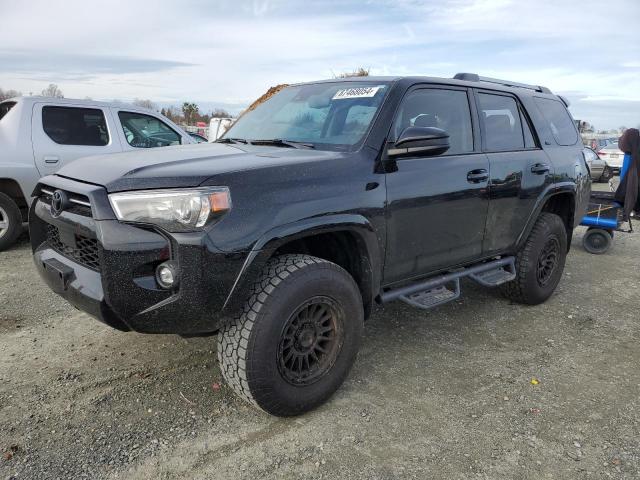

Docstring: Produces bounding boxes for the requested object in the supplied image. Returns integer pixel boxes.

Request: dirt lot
[1,206,639,479]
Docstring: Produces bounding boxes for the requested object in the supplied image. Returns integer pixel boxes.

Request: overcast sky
[1,0,638,130]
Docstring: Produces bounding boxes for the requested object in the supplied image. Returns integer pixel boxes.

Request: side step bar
[380,257,516,310]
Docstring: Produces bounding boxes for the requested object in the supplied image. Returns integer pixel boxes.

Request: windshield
[224,82,390,150]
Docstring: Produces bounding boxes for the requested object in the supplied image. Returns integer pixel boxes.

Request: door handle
[43,155,60,164]
[467,169,489,183]
[531,163,550,175]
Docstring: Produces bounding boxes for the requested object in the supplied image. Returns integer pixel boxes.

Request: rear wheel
[218,254,364,416]
[0,193,23,252]
[582,228,613,254]
[501,213,567,305]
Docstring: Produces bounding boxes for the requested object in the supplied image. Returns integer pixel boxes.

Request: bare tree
[0,88,22,101]
[41,84,64,98]
[335,67,370,78]
[211,108,231,118]
[133,98,157,111]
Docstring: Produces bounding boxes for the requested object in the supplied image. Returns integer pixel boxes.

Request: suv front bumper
[29,177,248,334]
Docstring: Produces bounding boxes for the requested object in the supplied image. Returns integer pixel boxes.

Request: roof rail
[453,73,552,94]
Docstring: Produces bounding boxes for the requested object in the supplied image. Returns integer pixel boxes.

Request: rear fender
[516,183,577,251]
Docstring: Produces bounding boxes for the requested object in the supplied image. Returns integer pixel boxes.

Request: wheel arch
[517,186,577,253]
[0,178,28,221]
[221,214,382,319]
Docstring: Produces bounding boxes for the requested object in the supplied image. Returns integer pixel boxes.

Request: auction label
[332,86,383,100]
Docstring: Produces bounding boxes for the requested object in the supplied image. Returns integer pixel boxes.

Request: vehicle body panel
[597,144,625,169]
[0,96,195,224]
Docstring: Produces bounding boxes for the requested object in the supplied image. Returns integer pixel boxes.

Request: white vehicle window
[118,111,181,148]
[42,106,109,146]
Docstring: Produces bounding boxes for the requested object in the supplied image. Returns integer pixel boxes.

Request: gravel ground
[1,191,639,479]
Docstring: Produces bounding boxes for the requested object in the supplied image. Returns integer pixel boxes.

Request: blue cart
[580,191,633,254]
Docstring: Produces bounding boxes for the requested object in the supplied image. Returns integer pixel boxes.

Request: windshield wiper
[250,139,315,149]
[216,137,248,144]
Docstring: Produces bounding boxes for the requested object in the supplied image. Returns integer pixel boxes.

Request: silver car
[0,96,195,250]
[583,147,614,183]
[596,143,625,172]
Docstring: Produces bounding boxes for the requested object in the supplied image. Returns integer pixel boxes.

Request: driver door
[113,109,186,149]
[383,86,490,284]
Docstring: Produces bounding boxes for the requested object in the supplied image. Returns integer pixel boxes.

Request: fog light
[156,261,179,289]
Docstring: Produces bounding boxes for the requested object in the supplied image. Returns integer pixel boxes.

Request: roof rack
[453,73,552,94]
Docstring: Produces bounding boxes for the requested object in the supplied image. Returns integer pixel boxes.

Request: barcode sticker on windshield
[332,86,382,100]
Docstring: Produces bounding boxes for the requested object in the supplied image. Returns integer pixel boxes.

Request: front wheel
[218,254,364,416]
[501,213,568,305]
[0,192,23,252]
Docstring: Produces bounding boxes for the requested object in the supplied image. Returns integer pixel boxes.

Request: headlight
[108,187,231,232]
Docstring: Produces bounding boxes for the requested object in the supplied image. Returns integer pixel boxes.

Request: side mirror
[387,127,450,158]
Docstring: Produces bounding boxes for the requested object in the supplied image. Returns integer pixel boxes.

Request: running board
[380,257,516,311]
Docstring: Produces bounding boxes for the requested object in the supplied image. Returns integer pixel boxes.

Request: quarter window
[394,89,474,155]
[534,97,578,146]
[118,111,181,148]
[478,94,525,152]
[42,106,109,146]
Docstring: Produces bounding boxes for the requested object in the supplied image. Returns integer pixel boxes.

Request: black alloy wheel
[278,297,344,386]
[536,237,560,287]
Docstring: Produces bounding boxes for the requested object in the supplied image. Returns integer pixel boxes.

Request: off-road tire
[218,254,364,416]
[0,192,22,252]
[500,212,567,305]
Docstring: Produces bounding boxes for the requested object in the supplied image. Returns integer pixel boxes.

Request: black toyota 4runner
[30,74,590,416]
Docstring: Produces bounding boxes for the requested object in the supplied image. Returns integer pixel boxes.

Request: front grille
[39,188,92,217]
[46,224,101,271]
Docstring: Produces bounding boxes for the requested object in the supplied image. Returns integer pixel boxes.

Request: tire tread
[217,254,331,407]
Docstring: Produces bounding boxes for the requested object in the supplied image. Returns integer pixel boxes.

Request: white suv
[0,97,195,250]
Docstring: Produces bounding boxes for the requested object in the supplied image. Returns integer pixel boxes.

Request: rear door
[31,103,121,176]
[384,85,489,283]
[475,91,554,255]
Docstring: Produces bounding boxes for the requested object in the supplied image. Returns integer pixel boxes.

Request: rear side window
[0,102,16,122]
[118,111,181,148]
[534,97,578,146]
[42,106,109,146]
[478,93,525,152]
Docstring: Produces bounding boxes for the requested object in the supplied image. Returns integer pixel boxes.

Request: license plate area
[42,257,75,293]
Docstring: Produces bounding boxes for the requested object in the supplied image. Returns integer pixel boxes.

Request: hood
[55,143,343,192]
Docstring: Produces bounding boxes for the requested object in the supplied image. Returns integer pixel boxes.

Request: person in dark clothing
[614,128,640,219]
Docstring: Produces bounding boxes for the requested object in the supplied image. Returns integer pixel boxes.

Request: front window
[223,82,390,150]
[118,111,181,148]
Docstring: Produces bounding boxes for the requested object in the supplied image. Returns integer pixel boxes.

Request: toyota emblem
[51,190,68,217]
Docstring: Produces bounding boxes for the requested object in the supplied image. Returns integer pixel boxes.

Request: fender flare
[221,213,382,316]
[515,182,577,251]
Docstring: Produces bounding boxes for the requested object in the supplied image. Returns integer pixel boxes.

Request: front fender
[220,213,382,315]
